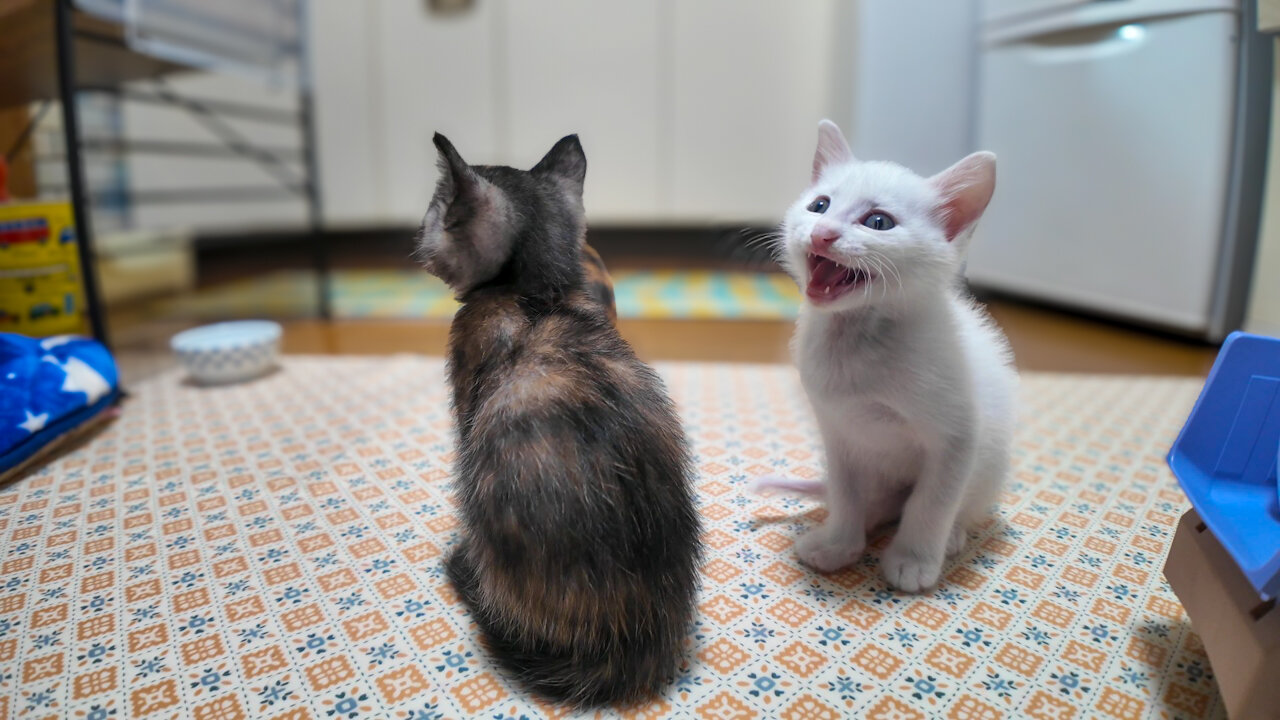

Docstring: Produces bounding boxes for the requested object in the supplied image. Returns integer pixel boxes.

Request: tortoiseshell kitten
[417,132,700,707]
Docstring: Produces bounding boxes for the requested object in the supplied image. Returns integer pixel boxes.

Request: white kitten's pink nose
[810,224,841,247]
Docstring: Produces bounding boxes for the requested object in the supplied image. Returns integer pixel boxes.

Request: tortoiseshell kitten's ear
[416,133,518,293]
[580,243,616,324]
[536,135,613,321]
[532,134,587,198]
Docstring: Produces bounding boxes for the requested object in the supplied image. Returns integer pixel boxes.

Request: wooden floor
[258,299,1217,376]
[982,301,1217,375]
[109,258,1219,377]
[105,241,1219,376]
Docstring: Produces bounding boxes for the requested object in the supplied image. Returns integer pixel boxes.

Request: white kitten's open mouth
[806,252,874,304]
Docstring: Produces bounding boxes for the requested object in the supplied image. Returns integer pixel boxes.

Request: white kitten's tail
[750,475,826,496]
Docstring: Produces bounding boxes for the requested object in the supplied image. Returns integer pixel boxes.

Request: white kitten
[759,120,1017,592]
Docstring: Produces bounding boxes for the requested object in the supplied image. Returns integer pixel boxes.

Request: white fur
[766,120,1018,592]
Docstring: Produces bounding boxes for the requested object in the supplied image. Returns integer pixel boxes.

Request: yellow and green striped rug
[163,269,802,321]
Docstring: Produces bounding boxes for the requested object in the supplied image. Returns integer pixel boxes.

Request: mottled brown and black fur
[418,132,701,707]
[579,243,616,324]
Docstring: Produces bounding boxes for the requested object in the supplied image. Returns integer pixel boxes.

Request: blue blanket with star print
[1,333,119,474]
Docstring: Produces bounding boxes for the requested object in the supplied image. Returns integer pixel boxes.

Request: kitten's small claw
[946,524,969,558]
[795,527,864,573]
[881,545,943,593]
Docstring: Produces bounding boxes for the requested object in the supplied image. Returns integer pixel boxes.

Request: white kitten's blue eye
[807,196,830,214]
[861,212,895,231]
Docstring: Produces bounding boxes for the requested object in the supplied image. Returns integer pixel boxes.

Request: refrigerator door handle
[1012,22,1151,64]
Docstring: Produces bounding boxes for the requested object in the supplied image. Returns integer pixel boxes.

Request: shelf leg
[55,0,110,346]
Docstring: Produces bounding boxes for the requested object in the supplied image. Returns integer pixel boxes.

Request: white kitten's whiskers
[867,250,903,297]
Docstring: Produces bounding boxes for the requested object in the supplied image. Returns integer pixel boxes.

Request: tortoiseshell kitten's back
[417,133,701,708]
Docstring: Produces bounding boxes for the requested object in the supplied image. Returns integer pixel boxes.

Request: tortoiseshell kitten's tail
[418,132,700,708]
[445,543,683,706]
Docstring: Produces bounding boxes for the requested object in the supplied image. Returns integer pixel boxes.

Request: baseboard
[192,224,784,284]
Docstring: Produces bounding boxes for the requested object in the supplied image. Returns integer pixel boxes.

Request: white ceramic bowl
[171,320,282,385]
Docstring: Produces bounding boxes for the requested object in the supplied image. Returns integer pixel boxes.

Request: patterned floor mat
[161,270,803,322]
[0,358,1221,718]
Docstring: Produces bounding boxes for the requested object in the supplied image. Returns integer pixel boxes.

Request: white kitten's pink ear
[813,119,854,182]
[929,151,996,243]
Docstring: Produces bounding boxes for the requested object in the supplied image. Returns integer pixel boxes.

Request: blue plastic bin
[1167,331,1280,601]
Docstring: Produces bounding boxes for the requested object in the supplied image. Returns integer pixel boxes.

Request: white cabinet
[501,1,663,223]
[310,0,382,225]
[666,0,841,224]
[311,0,500,226]
[311,0,844,226]
[374,0,500,224]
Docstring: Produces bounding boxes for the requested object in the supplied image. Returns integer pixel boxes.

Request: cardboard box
[0,200,86,336]
[1164,510,1280,719]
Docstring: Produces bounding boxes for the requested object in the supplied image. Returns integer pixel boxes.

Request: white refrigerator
[967,0,1272,339]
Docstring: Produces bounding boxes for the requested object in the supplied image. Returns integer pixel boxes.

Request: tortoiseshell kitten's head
[417,133,589,302]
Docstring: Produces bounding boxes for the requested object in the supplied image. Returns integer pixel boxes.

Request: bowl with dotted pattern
[171,320,282,385]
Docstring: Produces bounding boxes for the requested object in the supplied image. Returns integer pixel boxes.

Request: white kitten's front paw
[946,523,969,558]
[881,545,944,593]
[795,527,864,573]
